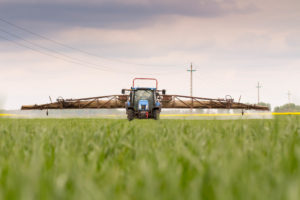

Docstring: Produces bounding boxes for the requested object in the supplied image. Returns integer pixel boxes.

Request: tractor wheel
[127,109,134,121]
[153,109,160,120]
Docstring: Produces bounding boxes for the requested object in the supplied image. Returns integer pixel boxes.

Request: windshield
[135,90,152,100]
[133,90,154,110]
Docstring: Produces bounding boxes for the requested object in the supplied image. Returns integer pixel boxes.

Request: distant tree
[274,103,300,112]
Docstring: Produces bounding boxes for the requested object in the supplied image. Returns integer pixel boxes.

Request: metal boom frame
[21,94,269,111]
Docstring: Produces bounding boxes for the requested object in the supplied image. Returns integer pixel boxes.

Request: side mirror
[121,89,125,94]
[162,89,166,95]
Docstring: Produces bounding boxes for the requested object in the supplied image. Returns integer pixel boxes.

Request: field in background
[0,109,274,120]
[1,117,300,200]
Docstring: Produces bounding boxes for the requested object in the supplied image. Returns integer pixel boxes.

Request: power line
[0,28,113,71]
[0,28,109,69]
[0,34,112,72]
[0,29,183,76]
[0,17,181,68]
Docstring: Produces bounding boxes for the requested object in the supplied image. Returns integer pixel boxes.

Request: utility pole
[187,63,196,97]
[256,82,262,104]
[287,91,291,104]
[287,91,291,112]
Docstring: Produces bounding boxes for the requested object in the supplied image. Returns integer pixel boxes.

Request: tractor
[122,78,165,120]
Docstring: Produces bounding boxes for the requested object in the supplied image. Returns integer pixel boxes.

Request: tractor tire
[153,109,160,120]
[127,109,134,121]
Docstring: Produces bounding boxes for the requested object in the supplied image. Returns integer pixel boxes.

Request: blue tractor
[122,78,166,120]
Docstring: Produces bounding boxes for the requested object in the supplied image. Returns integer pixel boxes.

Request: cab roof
[131,87,157,90]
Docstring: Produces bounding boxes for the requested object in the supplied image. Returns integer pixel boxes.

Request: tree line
[259,102,300,112]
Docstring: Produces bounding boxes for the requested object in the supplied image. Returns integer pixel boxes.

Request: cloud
[1,0,300,109]
[0,0,256,30]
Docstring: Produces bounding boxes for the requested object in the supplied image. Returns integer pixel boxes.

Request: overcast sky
[0,0,300,109]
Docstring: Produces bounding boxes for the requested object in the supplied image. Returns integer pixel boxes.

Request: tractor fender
[125,101,133,112]
[154,102,162,112]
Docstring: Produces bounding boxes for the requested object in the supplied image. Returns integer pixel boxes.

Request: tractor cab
[122,78,165,120]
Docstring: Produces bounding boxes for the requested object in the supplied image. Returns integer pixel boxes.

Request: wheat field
[0,117,300,200]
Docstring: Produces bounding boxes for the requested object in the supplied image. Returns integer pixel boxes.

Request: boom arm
[21,94,269,111]
[160,95,269,110]
[21,95,128,110]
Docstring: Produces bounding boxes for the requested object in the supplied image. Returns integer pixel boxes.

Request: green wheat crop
[0,117,300,200]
